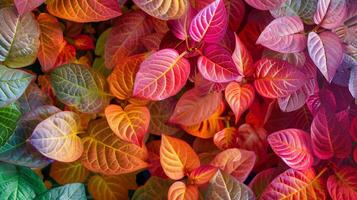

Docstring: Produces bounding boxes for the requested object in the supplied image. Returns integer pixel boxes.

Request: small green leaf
[0,103,21,147]
[93,57,111,77]
[95,28,111,57]
[35,183,86,200]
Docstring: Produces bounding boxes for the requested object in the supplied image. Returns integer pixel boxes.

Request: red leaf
[73,35,95,51]
[225,0,245,31]
[188,165,218,185]
[327,167,357,200]
[314,0,347,29]
[244,0,285,10]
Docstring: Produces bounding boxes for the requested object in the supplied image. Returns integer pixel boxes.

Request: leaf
[105,104,150,146]
[189,0,228,43]
[81,119,148,175]
[16,83,51,113]
[244,0,285,10]
[88,174,137,200]
[148,98,179,135]
[206,170,255,200]
[349,63,357,98]
[327,167,357,200]
[160,135,200,180]
[132,177,173,200]
[310,108,352,159]
[133,0,188,20]
[307,31,343,82]
[268,128,314,170]
[248,168,282,199]
[14,0,44,15]
[0,163,47,200]
[35,183,86,200]
[188,165,218,185]
[51,63,110,113]
[210,148,256,182]
[225,82,255,123]
[95,28,111,57]
[133,49,190,100]
[170,88,222,126]
[257,16,307,53]
[0,104,21,147]
[46,0,121,22]
[314,0,347,29]
[104,11,151,69]
[232,33,254,77]
[225,0,246,31]
[254,58,307,98]
[168,181,199,200]
[49,161,89,185]
[197,44,240,83]
[108,54,146,100]
[29,111,83,162]
[260,168,326,200]
[0,7,40,68]
[169,5,197,40]
[213,127,239,150]
[270,0,301,19]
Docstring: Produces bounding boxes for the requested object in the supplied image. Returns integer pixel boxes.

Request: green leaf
[93,57,112,77]
[132,177,173,200]
[35,183,86,200]
[95,28,111,57]
[50,63,110,113]
[0,163,47,200]
[0,65,34,108]
[298,0,317,24]
[0,103,21,147]
[0,7,40,68]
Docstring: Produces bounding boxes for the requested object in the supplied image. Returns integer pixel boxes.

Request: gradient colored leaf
[105,104,150,146]
[133,0,188,20]
[51,64,110,113]
[160,135,200,180]
[16,83,51,113]
[35,183,86,200]
[168,181,199,200]
[225,82,255,122]
[49,161,89,185]
[14,0,44,15]
[257,16,307,53]
[213,127,239,150]
[133,49,190,100]
[188,165,218,185]
[0,104,21,147]
[210,148,256,182]
[244,0,285,10]
[206,170,255,200]
[270,0,301,19]
[307,31,343,82]
[268,128,314,170]
[314,0,347,29]
[232,33,254,77]
[29,111,83,162]
[189,0,228,43]
[327,167,357,200]
[132,177,173,200]
[95,28,110,57]
[197,44,240,83]
[169,5,197,40]
[81,119,148,175]
[147,140,167,178]
[47,0,121,23]
[248,168,282,199]
[254,58,307,98]
[0,7,40,68]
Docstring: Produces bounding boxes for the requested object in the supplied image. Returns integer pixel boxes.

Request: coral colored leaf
[244,0,285,10]
[160,135,200,180]
[327,167,357,200]
[213,127,239,150]
[132,177,173,200]
[189,0,228,43]
[169,88,222,126]
[225,82,255,122]
[307,31,343,82]
[260,168,326,200]
[254,58,307,98]
[210,148,256,182]
[49,161,89,185]
[313,0,347,29]
[168,181,199,200]
[104,11,151,69]
[51,64,110,113]
[53,41,76,67]
[188,165,218,185]
[248,168,281,199]
[0,65,34,108]
[73,34,95,51]
[105,104,150,147]
[268,128,314,170]
[88,173,137,200]
[81,119,148,175]
[232,33,254,77]
[29,111,83,162]
[46,0,121,23]
[206,170,255,200]
[35,183,86,200]
[256,16,307,53]
[310,108,352,159]
[133,0,188,20]
[14,0,44,15]
[0,104,21,147]
[107,54,146,100]
[0,7,40,68]
[133,49,190,100]
[197,44,240,83]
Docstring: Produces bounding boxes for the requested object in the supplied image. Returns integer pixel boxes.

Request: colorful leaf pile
[0,0,356,199]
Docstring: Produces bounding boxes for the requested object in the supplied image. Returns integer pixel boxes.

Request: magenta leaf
[244,0,285,10]
[314,0,347,29]
[327,167,357,200]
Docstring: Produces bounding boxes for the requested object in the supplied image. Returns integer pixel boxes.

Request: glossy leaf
[35,183,86,200]
[314,0,347,29]
[327,167,357,200]
[244,0,285,10]
[160,135,200,180]
[133,0,188,20]
[0,104,21,147]
[232,33,254,77]
[188,165,218,185]
[168,181,199,200]
[49,161,90,185]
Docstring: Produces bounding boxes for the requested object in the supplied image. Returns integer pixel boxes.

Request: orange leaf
[213,127,239,150]
[188,165,218,186]
[105,104,150,146]
[168,181,199,200]
[49,161,89,185]
[160,135,200,180]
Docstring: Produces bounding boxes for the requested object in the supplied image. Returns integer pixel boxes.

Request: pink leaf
[254,58,307,98]
[197,44,240,83]
[133,49,190,100]
[256,16,306,53]
[232,33,254,77]
[15,0,44,15]
[314,0,347,29]
[349,65,357,98]
[307,31,343,82]
[244,0,285,10]
[189,0,228,43]
[268,129,314,170]
[327,167,357,200]
[169,5,197,40]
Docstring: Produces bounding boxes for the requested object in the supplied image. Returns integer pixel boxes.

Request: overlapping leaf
[0,104,21,147]
[132,177,173,200]
[14,0,44,15]
[148,98,179,135]
[232,33,254,77]
[168,181,199,200]
[133,0,188,20]
[314,0,347,29]
[327,167,357,200]
[213,127,239,149]
[244,0,285,10]
[49,161,89,185]
[188,165,218,185]
[35,183,86,200]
